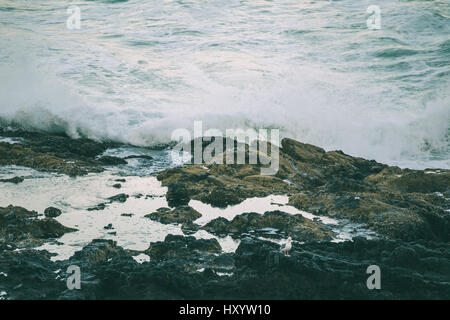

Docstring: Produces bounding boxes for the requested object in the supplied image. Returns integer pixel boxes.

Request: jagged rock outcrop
[157,137,449,241]
[201,210,334,241]
[2,237,449,300]
[0,130,120,176]
[0,206,77,248]
[145,206,201,225]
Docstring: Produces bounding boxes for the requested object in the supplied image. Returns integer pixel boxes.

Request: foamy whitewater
[0,0,449,168]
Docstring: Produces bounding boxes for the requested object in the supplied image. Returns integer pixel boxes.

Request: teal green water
[0,0,449,168]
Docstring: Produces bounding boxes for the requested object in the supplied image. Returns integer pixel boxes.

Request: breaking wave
[0,0,449,169]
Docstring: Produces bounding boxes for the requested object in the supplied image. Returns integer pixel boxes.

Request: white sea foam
[0,0,448,169]
[0,137,23,144]
[132,254,150,264]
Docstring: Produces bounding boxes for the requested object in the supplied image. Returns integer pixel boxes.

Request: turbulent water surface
[0,0,449,168]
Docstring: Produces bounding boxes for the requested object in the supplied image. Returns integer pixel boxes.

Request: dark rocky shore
[157,138,449,242]
[0,130,122,176]
[0,129,449,299]
[1,234,449,299]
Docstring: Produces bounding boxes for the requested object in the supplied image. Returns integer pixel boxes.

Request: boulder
[44,207,62,218]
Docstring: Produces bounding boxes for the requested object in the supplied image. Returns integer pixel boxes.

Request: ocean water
[0,0,449,169]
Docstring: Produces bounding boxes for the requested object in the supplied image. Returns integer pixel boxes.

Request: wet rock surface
[87,194,130,211]
[0,249,66,300]
[123,155,154,161]
[165,182,191,207]
[97,156,127,166]
[158,137,449,242]
[202,210,334,242]
[0,129,120,176]
[44,207,62,218]
[0,206,77,249]
[145,206,202,225]
[108,193,129,204]
[0,176,24,184]
[1,131,449,300]
[145,234,222,261]
[1,236,449,300]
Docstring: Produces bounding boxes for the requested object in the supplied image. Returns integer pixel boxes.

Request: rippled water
[0,0,449,168]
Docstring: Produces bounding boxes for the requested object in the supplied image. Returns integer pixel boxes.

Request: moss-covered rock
[157,136,449,242]
[202,210,334,241]
[145,205,202,224]
[145,234,221,261]
[0,130,122,176]
[0,205,77,248]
